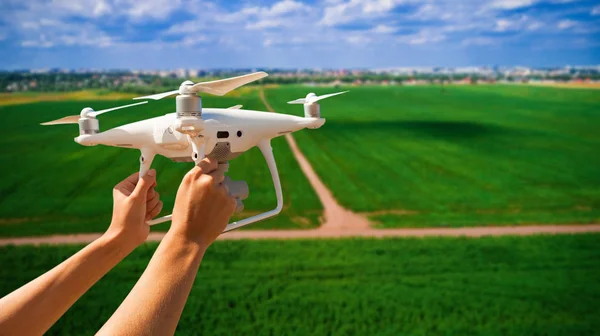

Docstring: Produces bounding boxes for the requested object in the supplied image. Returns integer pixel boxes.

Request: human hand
[170,158,236,248]
[106,169,163,247]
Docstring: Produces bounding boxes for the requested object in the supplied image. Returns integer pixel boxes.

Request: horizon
[1,0,599,70]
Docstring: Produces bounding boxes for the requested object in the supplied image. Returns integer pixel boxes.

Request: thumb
[133,169,156,198]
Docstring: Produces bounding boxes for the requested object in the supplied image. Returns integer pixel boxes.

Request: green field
[0,89,322,236]
[1,234,598,335]
[1,84,598,236]
[265,85,600,227]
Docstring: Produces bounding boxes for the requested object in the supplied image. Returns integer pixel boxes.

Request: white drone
[41,72,347,232]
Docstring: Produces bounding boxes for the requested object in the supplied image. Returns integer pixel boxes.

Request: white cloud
[21,30,113,48]
[411,3,453,20]
[557,19,577,29]
[262,36,311,47]
[181,35,208,47]
[124,0,183,20]
[269,0,311,16]
[93,1,112,17]
[345,34,371,45]
[398,30,445,45]
[218,0,310,23]
[493,15,538,32]
[494,19,513,31]
[591,5,600,15]
[320,0,408,26]
[213,0,310,31]
[489,0,535,10]
[527,21,543,30]
[371,24,397,33]
[21,38,55,48]
[164,21,205,35]
[363,0,397,14]
[16,19,115,48]
[246,20,283,30]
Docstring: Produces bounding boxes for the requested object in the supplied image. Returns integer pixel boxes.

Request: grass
[264,84,600,228]
[0,88,322,236]
[0,234,598,335]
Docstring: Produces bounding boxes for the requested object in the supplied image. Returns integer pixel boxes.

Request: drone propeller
[41,115,80,125]
[287,91,349,105]
[40,101,148,126]
[227,104,243,109]
[133,72,268,100]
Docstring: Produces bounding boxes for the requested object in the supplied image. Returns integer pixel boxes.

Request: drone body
[42,72,346,232]
[76,108,325,167]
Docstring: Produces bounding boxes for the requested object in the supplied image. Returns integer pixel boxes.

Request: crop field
[265,85,600,228]
[0,234,598,335]
[0,89,322,237]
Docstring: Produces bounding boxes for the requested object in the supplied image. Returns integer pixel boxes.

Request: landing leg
[139,148,155,177]
[223,139,283,232]
[189,136,205,166]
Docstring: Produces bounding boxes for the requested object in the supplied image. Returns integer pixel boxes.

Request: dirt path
[0,89,598,246]
[1,225,600,246]
[258,89,371,231]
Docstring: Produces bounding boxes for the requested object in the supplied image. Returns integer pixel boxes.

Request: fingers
[146,191,160,213]
[133,169,156,197]
[146,199,164,221]
[114,172,139,195]
[124,172,140,186]
[195,157,218,175]
[209,170,225,184]
[219,186,237,212]
[184,157,219,185]
[146,186,157,201]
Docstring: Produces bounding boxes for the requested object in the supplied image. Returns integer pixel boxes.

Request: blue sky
[0,0,598,69]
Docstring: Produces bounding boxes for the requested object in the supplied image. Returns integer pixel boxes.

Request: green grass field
[0,89,322,236]
[1,84,598,235]
[265,85,600,227]
[1,234,598,335]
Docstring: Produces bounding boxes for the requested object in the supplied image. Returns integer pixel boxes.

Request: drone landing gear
[189,136,205,166]
[223,139,283,232]
[146,139,283,232]
[139,148,155,177]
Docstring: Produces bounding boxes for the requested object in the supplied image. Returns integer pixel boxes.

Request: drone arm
[223,139,282,232]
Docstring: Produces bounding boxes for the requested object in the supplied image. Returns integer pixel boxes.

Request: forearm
[98,231,206,336]
[0,232,136,335]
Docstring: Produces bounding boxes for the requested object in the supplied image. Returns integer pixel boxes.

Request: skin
[0,169,163,335]
[98,157,236,336]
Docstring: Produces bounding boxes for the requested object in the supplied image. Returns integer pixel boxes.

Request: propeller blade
[40,115,80,125]
[227,104,243,109]
[88,101,148,117]
[287,98,307,104]
[309,91,349,103]
[190,72,268,96]
[288,91,349,104]
[133,89,179,101]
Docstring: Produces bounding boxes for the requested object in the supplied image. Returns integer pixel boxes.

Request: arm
[98,158,235,336]
[0,170,163,335]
